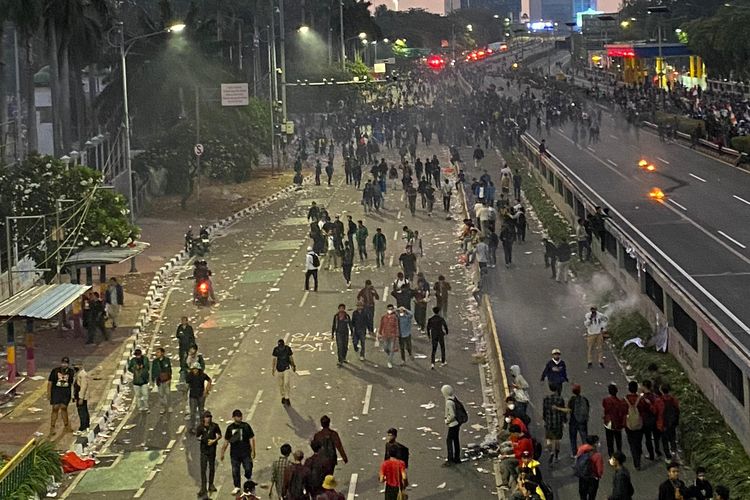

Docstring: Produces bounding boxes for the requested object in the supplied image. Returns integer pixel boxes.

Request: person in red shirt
[654,384,681,460]
[379,444,408,500]
[624,380,651,470]
[576,434,604,500]
[498,424,534,489]
[602,383,628,457]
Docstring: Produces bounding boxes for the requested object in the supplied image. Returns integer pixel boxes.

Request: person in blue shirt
[397,307,414,364]
[540,348,569,390]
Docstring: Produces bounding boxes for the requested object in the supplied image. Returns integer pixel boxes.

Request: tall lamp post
[647,5,670,110]
[115,21,185,273]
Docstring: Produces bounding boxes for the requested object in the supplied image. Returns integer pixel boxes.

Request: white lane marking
[382,286,389,301]
[657,157,671,165]
[609,134,619,140]
[607,159,618,167]
[362,385,373,415]
[299,291,309,307]
[397,210,402,219]
[284,332,291,343]
[134,487,146,498]
[734,195,750,206]
[689,173,707,183]
[668,199,687,211]
[248,390,263,420]
[523,133,750,336]
[586,146,596,152]
[557,128,565,134]
[393,230,398,241]
[389,255,394,267]
[718,231,747,249]
[347,473,359,500]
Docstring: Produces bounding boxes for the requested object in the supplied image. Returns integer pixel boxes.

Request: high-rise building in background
[444,0,470,14]
[541,0,572,23]
[573,0,596,17]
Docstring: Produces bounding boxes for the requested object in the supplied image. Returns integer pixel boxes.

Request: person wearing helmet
[196,410,222,498]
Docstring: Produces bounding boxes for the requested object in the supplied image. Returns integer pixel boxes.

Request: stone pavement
[0,171,293,459]
[60,144,502,499]
[461,143,684,499]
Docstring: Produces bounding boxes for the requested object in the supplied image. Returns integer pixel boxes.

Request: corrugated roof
[0,284,91,320]
[64,241,150,266]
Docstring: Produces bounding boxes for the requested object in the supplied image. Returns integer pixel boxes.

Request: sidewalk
[0,170,293,457]
[462,146,673,499]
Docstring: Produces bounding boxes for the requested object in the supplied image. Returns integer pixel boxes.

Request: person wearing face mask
[397,307,414,363]
[503,397,530,434]
[378,304,400,369]
[686,466,713,500]
[509,365,530,416]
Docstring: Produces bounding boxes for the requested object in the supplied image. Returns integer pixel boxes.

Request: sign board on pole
[285,121,295,135]
[194,144,204,156]
[220,83,250,106]
[375,57,396,64]
[373,63,387,74]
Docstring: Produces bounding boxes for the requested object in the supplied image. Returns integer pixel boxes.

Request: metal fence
[0,438,38,498]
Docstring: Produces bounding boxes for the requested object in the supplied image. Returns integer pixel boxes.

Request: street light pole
[339,0,345,70]
[118,22,138,273]
[279,0,288,167]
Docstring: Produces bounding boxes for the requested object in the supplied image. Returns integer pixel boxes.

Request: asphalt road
[479,57,750,354]
[62,145,500,499]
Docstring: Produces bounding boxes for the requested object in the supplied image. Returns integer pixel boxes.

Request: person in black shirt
[176,316,195,381]
[427,307,449,369]
[47,356,75,436]
[186,364,212,431]
[272,339,296,406]
[331,304,353,367]
[658,462,688,500]
[221,409,256,496]
[196,411,222,497]
[398,246,418,281]
[384,428,410,468]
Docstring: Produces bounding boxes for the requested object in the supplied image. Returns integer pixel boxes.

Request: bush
[608,311,750,497]
[4,440,63,500]
[730,135,750,154]
[654,111,704,136]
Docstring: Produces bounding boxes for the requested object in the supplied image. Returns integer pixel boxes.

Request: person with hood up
[510,365,530,416]
[441,384,462,465]
[540,348,568,390]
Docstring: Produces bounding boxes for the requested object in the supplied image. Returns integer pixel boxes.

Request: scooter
[186,226,211,257]
[194,279,211,306]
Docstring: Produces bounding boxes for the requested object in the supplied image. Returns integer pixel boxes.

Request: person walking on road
[427,306,448,369]
[378,304,400,368]
[542,383,567,464]
[640,379,662,461]
[441,384,464,465]
[540,348,569,391]
[584,306,608,368]
[658,462,688,500]
[351,303,368,361]
[72,362,90,435]
[442,179,452,214]
[341,241,354,288]
[543,235,558,279]
[372,227,386,267]
[305,247,320,291]
[566,384,591,458]
[513,169,523,201]
[356,280,379,335]
[272,339,296,406]
[331,304,353,366]
[602,383,628,457]
[556,238,572,283]
[283,449,312,500]
[176,317,195,382]
[575,434,604,500]
[500,219,515,268]
[128,349,150,413]
[221,409,256,495]
[186,363,212,431]
[150,347,172,413]
[269,443,292,500]
[576,218,592,262]
[624,380,648,470]
[433,276,451,319]
[380,444,408,500]
[655,384,681,461]
[105,277,124,328]
[196,410,222,498]
[608,451,634,500]
[397,307,414,363]
[356,221,369,262]
[384,428,410,467]
[313,415,349,476]
[399,246,418,282]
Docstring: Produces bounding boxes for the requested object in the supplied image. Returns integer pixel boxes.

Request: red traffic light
[427,55,446,69]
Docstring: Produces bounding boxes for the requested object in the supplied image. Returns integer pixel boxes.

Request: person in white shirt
[583,306,608,368]
[305,247,320,291]
[442,179,452,213]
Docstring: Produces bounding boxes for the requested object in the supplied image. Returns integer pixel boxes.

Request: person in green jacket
[128,348,150,412]
[355,221,369,262]
[151,347,173,414]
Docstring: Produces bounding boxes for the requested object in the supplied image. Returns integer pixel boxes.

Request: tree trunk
[72,59,86,147]
[86,64,97,139]
[0,26,8,165]
[23,38,38,154]
[48,22,63,156]
[59,41,73,152]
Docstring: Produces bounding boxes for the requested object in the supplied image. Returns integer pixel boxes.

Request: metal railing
[0,438,38,498]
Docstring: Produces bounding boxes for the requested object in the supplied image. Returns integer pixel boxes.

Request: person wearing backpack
[624,381,649,470]
[575,434,604,500]
[312,415,348,476]
[564,384,590,459]
[441,384,466,465]
[607,451,634,500]
[655,384,680,461]
[305,247,320,291]
[602,383,628,458]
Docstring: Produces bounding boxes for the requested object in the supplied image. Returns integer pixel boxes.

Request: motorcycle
[195,278,211,306]
[186,225,211,257]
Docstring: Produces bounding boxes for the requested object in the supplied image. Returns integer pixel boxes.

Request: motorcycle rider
[193,260,216,303]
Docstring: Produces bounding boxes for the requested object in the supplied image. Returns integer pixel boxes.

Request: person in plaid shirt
[270,443,292,499]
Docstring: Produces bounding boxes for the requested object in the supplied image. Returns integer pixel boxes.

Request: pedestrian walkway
[462,145,678,499]
[61,144,501,499]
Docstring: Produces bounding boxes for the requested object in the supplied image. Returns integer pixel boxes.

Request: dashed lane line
[362,384,373,415]
[689,173,707,183]
[733,195,750,206]
[718,231,747,249]
[299,290,309,307]
[247,390,263,420]
[347,473,359,500]
[668,199,687,211]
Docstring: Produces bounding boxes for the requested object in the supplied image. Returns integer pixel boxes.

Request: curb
[74,174,312,454]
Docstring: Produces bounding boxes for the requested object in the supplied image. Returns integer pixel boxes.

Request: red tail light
[198,282,209,294]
